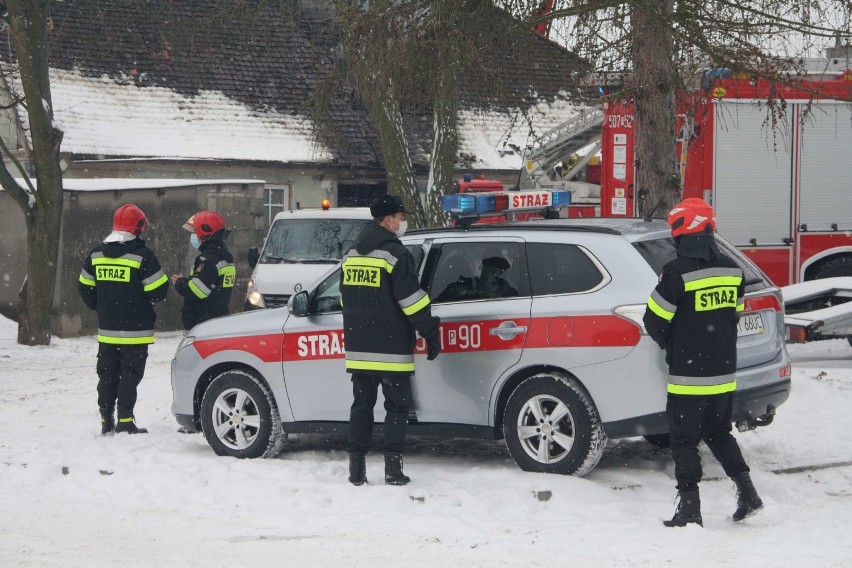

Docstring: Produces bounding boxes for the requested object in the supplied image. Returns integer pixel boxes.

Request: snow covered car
[170,217,792,476]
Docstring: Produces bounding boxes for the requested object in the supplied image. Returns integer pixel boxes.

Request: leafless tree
[0,0,64,345]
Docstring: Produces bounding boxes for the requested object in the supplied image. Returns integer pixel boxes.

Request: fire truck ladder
[518,105,604,190]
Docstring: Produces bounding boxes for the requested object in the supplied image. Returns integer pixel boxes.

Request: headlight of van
[246,278,266,308]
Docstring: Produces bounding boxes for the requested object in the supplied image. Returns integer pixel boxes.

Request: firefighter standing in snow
[78,204,169,435]
[643,198,763,527]
[341,195,441,486]
[170,211,235,330]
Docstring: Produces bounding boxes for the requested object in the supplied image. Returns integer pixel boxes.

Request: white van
[245,207,373,309]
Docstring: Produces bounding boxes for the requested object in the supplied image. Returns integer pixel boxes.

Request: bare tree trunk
[424,0,458,228]
[3,0,65,345]
[631,0,680,218]
[369,90,428,225]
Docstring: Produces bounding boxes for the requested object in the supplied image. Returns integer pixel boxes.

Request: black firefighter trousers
[347,373,411,456]
[96,343,148,419]
[667,392,749,490]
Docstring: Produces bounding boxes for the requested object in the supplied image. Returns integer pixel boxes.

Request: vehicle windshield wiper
[261,255,298,264]
[298,258,340,264]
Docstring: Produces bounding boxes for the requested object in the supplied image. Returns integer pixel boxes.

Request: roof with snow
[0,1,586,171]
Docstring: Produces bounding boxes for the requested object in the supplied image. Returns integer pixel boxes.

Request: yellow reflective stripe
[343,256,395,273]
[402,294,430,316]
[188,279,209,299]
[647,297,675,321]
[217,265,236,276]
[91,257,141,269]
[143,274,168,292]
[736,303,745,312]
[79,275,96,286]
[346,360,415,372]
[668,382,736,395]
[98,335,154,345]
[118,417,134,423]
[683,276,742,291]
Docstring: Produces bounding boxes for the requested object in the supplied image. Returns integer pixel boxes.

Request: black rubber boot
[115,417,148,434]
[732,471,763,521]
[384,453,411,486]
[348,453,367,486]
[100,407,115,435]
[663,488,703,527]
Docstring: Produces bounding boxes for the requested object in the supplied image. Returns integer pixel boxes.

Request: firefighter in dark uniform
[170,211,235,330]
[643,198,763,527]
[78,204,169,435]
[341,195,441,486]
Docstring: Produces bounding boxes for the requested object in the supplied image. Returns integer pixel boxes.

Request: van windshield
[261,218,371,263]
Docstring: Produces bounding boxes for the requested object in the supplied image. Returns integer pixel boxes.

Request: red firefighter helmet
[182,210,225,240]
[667,198,716,237]
[112,204,148,236]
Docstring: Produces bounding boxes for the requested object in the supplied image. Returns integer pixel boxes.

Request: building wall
[1,181,266,337]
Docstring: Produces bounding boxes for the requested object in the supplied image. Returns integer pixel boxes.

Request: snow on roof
[457,94,583,170]
[5,178,265,192]
[11,68,332,163]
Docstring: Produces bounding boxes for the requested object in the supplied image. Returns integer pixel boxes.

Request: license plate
[737,313,765,337]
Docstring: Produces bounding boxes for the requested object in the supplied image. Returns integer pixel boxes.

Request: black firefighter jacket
[175,238,235,330]
[340,222,440,377]
[642,236,745,396]
[78,238,169,344]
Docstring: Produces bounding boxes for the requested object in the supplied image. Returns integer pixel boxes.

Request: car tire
[503,373,606,476]
[643,434,671,448]
[200,369,286,459]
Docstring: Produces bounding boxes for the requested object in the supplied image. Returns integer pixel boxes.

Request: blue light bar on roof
[441,194,475,214]
[550,191,571,206]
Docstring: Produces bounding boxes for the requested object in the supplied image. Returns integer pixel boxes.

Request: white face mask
[395,220,408,238]
[190,233,201,249]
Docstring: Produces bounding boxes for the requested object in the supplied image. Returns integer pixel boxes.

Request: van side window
[527,243,604,295]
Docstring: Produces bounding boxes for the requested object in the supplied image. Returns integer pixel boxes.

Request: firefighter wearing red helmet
[643,198,763,527]
[78,203,169,435]
[170,211,235,330]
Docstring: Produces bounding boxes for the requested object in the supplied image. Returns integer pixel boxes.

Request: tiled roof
[0,1,584,170]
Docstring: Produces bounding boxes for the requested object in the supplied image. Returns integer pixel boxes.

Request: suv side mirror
[290,290,310,317]
[248,247,260,269]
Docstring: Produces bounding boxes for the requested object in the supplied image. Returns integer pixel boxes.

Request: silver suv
[171,218,791,476]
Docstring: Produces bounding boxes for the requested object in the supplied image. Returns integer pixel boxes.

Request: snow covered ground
[1,315,850,567]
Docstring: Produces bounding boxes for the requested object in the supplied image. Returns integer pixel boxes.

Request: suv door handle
[489,320,528,339]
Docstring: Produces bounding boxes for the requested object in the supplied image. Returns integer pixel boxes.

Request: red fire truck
[517,57,852,286]
[599,60,852,286]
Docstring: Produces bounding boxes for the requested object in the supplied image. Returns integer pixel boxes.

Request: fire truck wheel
[503,373,606,476]
[813,255,852,280]
[201,369,286,459]
[643,434,671,448]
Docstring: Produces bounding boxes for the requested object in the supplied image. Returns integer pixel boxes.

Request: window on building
[265,185,290,225]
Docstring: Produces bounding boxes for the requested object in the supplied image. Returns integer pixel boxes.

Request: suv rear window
[632,237,770,292]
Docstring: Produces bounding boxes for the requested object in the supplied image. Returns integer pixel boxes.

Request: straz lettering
[297,332,345,358]
[96,265,130,282]
[343,266,380,287]
[511,192,551,210]
[222,274,235,287]
[695,286,738,311]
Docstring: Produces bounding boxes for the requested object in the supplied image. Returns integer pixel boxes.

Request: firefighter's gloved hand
[426,337,441,361]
